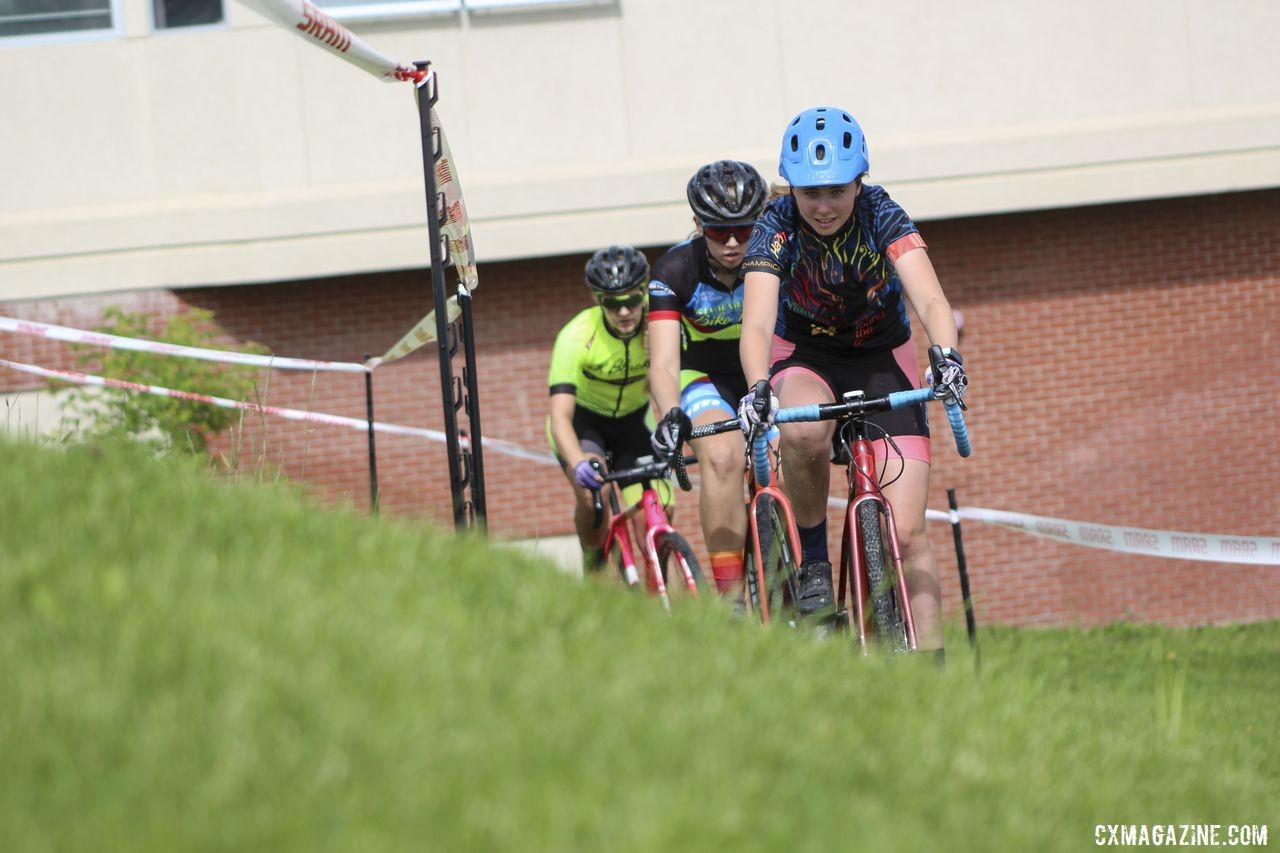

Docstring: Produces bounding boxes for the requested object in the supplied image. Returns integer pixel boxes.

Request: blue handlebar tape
[752,431,772,486]
[944,399,972,457]
[887,387,934,409]
[775,405,821,424]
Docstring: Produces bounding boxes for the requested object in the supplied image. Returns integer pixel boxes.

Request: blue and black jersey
[647,236,744,380]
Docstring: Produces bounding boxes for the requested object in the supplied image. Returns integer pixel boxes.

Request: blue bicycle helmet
[778,106,869,187]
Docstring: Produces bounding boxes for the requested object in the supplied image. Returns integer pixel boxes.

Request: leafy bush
[62,307,267,457]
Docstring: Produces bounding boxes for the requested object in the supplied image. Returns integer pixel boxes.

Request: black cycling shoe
[795,560,835,618]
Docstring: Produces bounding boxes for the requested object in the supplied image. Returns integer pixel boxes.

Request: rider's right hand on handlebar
[650,407,692,461]
[572,459,604,491]
[737,380,776,437]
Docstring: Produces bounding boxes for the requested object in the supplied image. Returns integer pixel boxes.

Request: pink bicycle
[590,453,707,610]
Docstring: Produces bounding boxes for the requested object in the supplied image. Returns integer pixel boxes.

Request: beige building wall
[2,0,1279,301]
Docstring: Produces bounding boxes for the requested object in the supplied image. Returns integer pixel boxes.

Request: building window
[152,0,221,28]
[0,0,114,39]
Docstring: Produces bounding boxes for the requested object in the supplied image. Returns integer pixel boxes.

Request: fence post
[947,487,980,671]
[363,354,379,514]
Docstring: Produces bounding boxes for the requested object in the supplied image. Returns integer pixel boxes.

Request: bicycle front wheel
[750,493,801,625]
[655,531,708,600]
[857,501,908,652]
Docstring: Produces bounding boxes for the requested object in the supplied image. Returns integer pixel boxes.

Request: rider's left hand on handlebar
[650,407,692,461]
[925,346,969,408]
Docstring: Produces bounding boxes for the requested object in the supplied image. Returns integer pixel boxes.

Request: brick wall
[4,188,1277,626]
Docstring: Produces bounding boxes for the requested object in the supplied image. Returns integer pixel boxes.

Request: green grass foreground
[1,439,1275,851]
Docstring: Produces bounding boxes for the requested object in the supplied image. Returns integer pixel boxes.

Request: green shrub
[61,307,267,457]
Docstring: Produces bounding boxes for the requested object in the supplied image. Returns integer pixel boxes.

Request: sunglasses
[598,292,647,311]
[702,223,755,245]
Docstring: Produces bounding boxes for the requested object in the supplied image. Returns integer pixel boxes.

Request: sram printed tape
[1,316,367,373]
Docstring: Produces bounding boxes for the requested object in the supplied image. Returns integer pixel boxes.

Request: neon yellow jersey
[548,307,650,418]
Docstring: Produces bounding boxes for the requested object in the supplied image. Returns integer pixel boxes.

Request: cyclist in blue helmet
[737,106,969,660]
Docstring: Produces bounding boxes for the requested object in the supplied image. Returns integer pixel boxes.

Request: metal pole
[363,355,379,514]
[414,61,466,529]
[947,487,980,672]
[457,287,487,529]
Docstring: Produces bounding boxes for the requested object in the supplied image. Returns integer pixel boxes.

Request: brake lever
[590,459,605,528]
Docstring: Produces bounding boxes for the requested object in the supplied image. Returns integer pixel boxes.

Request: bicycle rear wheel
[857,500,908,652]
[749,493,801,625]
[655,531,707,599]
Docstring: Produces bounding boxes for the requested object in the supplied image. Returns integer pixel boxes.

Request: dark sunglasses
[598,292,646,311]
[702,223,755,245]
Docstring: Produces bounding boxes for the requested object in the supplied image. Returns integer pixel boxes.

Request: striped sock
[708,551,744,594]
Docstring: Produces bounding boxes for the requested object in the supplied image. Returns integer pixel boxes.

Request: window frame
[464,0,613,13]
[313,0,613,24]
[148,0,228,34]
[0,0,125,46]
[316,0,461,23]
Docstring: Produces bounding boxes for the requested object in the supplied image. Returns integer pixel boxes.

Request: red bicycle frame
[838,429,918,653]
[597,464,702,610]
[744,464,804,626]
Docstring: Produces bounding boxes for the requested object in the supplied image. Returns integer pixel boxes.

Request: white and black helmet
[686,160,767,224]
[584,244,650,295]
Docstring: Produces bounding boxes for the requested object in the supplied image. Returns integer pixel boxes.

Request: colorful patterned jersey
[547,307,650,418]
[742,184,926,353]
[647,236,743,380]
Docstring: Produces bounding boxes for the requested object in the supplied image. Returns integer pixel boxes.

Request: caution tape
[0,316,368,373]
[232,0,478,364]
[235,0,427,83]
[848,503,1280,567]
[946,506,1280,566]
[0,358,558,467]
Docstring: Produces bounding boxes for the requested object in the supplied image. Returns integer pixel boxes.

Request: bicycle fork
[841,437,918,653]
[639,488,698,611]
[602,486,642,588]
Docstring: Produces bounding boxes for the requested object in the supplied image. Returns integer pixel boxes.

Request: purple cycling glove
[572,459,603,491]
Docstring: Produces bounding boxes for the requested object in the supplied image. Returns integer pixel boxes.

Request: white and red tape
[0,316,367,373]
[0,358,558,467]
[924,506,1280,566]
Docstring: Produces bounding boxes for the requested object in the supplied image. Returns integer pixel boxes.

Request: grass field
[1,438,1275,851]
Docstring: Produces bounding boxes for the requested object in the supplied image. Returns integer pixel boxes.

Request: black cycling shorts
[770,337,930,444]
[549,405,654,490]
